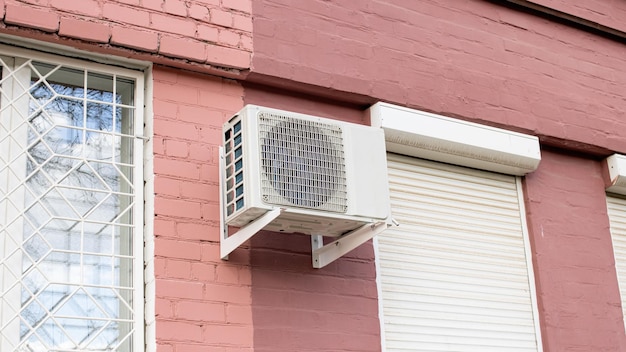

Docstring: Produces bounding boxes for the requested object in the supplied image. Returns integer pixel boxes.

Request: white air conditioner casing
[222,105,392,238]
[369,102,541,176]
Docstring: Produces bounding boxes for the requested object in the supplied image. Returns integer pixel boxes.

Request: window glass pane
[0,56,138,351]
[87,71,114,103]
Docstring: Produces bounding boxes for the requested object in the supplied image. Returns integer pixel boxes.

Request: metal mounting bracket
[311,221,390,269]
[221,208,284,259]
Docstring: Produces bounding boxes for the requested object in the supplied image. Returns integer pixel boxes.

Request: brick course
[1,0,252,70]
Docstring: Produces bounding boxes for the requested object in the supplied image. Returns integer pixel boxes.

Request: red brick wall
[0,0,251,70]
[152,66,252,351]
[250,0,626,155]
[523,150,626,351]
[244,88,382,352]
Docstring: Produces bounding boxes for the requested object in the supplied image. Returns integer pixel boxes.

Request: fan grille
[259,112,347,213]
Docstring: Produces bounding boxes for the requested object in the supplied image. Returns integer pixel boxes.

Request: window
[0,46,144,351]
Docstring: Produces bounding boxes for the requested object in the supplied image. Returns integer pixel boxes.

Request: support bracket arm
[311,221,390,268]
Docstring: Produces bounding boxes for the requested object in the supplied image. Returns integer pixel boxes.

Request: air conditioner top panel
[368,102,541,176]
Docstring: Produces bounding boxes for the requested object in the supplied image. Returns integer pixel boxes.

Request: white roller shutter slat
[379,153,540,351]
[386,227,525,254]
[384,291,532,314]
[381,245,528,275]
[607,195,626,330]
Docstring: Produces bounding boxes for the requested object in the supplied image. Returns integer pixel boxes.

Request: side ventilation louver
[223,119,245,217]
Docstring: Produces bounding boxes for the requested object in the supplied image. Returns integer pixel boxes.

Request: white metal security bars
[0,48,144,351]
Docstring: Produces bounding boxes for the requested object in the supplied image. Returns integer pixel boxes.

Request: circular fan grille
[260,113,347,212]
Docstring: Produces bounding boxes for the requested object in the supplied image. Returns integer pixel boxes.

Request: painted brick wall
[250,0,626,155]
[523,0,626,33]
[251,233,381,352]
[523,150,626,351]
[0,0,251,69]
[243,88,382,352]
[152,66,252,351]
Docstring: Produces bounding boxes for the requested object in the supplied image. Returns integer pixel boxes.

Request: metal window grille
[0,49,144,352]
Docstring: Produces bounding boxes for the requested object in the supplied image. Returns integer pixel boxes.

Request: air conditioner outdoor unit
[220,105,392,268]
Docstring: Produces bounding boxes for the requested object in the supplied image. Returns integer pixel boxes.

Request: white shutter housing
[605,154,626,195]
[369,102,541,176]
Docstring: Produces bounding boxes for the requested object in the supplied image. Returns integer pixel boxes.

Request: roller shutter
[377,153,540,351]
[607,195,626,330]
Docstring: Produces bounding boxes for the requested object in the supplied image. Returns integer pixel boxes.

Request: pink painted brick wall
[250,0,626,155]
[152,66,252,351]
[251,233,381,352]
[524,0,626,33]
[1,0,251,69]
[523,150,626,351]
[243,88,381,352]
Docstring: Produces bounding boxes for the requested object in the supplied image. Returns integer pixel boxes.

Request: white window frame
[0,42,147,352]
